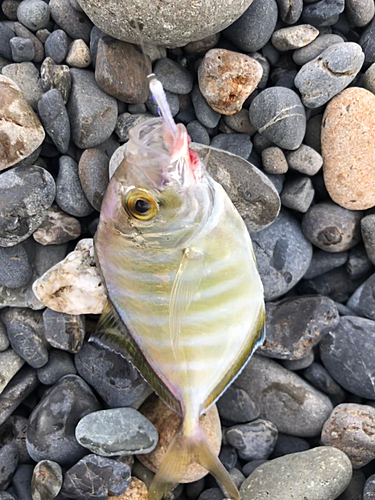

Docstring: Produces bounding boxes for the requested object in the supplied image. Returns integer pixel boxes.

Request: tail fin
[148,422,240,500]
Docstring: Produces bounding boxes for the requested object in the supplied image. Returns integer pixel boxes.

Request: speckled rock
[321,403,375,468]
[66,39,91,68]
[138,395,221,482]
[226,420,278,460]
[322,87,375,210]
[286,144,323,175]
[40,58,71,104]
[261,147,288,174]
[198,49,262,115]
[76,0,253,47]
[271,25,318,51]
[31,460,63,500]
[0,75,44,171]
[346,0,375,27]
[33,205,81,246]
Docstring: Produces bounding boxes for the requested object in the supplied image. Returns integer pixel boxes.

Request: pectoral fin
[169,248,204,359]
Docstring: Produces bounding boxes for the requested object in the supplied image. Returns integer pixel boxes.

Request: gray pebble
[302,201,362,252]
[13,21,44,63]
[223,0,278,52]
[2,0,20,21]
[242,459,268,477]
[304,249,348,279]
[364,474,375,500]
[226,420,278,460]
[40,57,71,104]
[56,155,94,217]
[7,322,48,369]
[281,176,315,213]
[364,62,375,93]
[198,488,224,500]
[295,42,365,108]
[128,103,147,114]
[219,445,238,470]
[270,434,310,458]
[0,243,33,288]
[186,120,210,145]
[293,34,344,65]
[0,444,18,490]
[78,148,109,211]
[49,0,92,43]
[261,147,288,174]
[229,468,246,489]
[277,0,303,23]
[115,112,151,143]
[0,493,16,500]
[0,321,9,351]
[224,109,256,135]
[2,61,44,110]
[45,29,69,64]
[185,479,205,500]
[31,460,63,500]
[191,84,221,128]
[302,362,345,403]
[210,134,252,160]
[89,25,105,67]
[154,58,193,95]
[281,352,314,370]
[286,144,323,175]
[0,22,15,60]
[253,133,274,154]
[67,68,118,149]
[346,0,374,27]
[17,0,50,31]
[335,302,358,316]
[271,25,319,51]
[361,214,375,265]
[302,0,345,26]
[338,469,366,500]
[36,28,50,43]
[43,308,85,353]
[346,245,373,279]
[146,89,179,117]
[10,37,35,62]
[0,349,24,394]
[249,87,306,151]
[37,350,76,385]
[305,114,322,153]
[217,386,260,424]
[38,89,70,154]
[346,272,375,320]
[0,367,38,427]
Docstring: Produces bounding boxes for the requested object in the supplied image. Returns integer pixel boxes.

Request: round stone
[286,145,323,176]
[33,205,81,246]
[224,109,256,135]
[261,147,288,174]
[217,386,260,424]
[13,23,44,63]
[226,420,278,460]
[346,0,375,26]
[271,25,318,51]
[0,243,33,288]
[302,0,345,26]
[78,148,109,211]
[186,121,210,146]
[37,350,77,385]
[76,0,253,47]
[322,87,375,210]
[154,58,193,95]
[17,0,50,31]
[10,37,35,62]
[138,395,221,482]
[2,61,44,112]
[31,460,63,500]
[45,30,69,64]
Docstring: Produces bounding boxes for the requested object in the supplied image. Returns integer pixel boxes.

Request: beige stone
[322,87,375,210]
[0,75,45,171]
[198,49,262,115]
[271,24,319,51]
[110,477,148,500]
[138,395,222,482]
[66,39,91,68]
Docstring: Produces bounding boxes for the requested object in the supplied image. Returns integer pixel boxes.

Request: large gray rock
[76,0,253,47]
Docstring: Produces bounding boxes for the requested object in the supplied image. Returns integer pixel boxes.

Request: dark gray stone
[37,350,77,385]
[302,201,362,253]
[10,37,35,62]
[49,0,92,43]
[304,250,349,279]
[270,434,309,458]
[68,69,118,149]
[293,34,344,65]
[286,145,323,176]
[13,22,44,63]
[0,493,16,499]
[0,367,38,426]
[43,308,85,353]
[26,375,101,465]
[31,460,63,500]
[295,43,365,108]
[302,0,345,26]
[250,210,313,301]
[260,295,339,360]
[40,57,71,104]
[89,26,105,67]
[11,464,33,500]
[115,113,151,143]
[280,176,315,213]
[223,0,278,52]
[362,214,375,265]
[281,352,314,371]
[38,89,70,154]
[33,241,68,277]
[154,58,193,95]
[191,85,221,128]
[62,454,130,500]
[249,87,306,151]
[0,166,56,247]
[242,459,268,477]
[219,445,238,471]
[360,17,375,64]
[230,468,246,489]
[198,488,224,500]
[338,470,366,500]
[3,415,30,464]
[56,156,94,217]
[45,30,69,64]
[146,90,179,117]
[210,134,252,160]
[217,386,260,424]
[78,148,109,211]
[346,272,375,320]
[346,245,373,279]
[17,0,50,31]
[0,22,14,60]
[276,0,303,24]
[364,474,375,500]
[186,120,210,146]
[7,322,48,369]
[128,103,147,114]
[0,444,18,490]
[186,479,205,500]
[0,243,33,288]
[226,419,278,460]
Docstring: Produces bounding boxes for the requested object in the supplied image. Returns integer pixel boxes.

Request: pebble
[217,386,260,424]
[111,477,148,500]
[270,434,309,458]
[191,143,280,233]
[234,355,333,437]
[302,201,362,252]
[286,144,323,176]
[2,0,19,21]
[115,113,152,143]
[33,239,107,315]
[78,148,109,211]
[61,454,130,499]
[75,342,149,409]
[49,0,92,43]
[302,362,345,403]
[347,272,375,318]
[219,445,238,471]
[272,25,319,51]
[154,58,193,95]
[260,295,339,360]
[146,90,179,118]
[95,37,151,103]
[11,463,33,499]
[56,155,93,217]
[302,0,345,25]
[33,205,81,246]
[0,321,9,351]
[346,0,375,27]
[346,245,373,279]
[77,0,252,47]
[75,408,158,456]
[36,28,50,43]
[198,488,224,500]
[0,367,38,426]
[305,113,322,153]
[0,443,18,489]
[26,374,100,465]
[293,34,344,65]
[67,68,118,149]
[223,0,278,52]
[339,469,366,500]
[184,34,220,54]
[261,147,288,174]
[191,85,221,128]
[138,396,221,482]
[281,176,315,213]
[240,447,352,500]
[17,0,50,31]
[6,321,48,369]
[198,49,262,115]
[45,30,69,64]
[38,89,70,154]
[37,350,76,385]
[250,210,312,301]
[0,166,55,247]
[224,109,255,135]
[0,243,33,288]
[65,39,91,68]
[210,134,252,160]
[361,17,375,63]
[10,37,35,62]
[0,75,45,171]
[322,403,375,468]
[186,121,210,146]
[43,309,85,353]
[364,63,375,93]
[13,22,44,63]
[281,352,315,370]
[0,494,16,500]
[362,215,375,265]
[322,87,375,210]
[40,57,71,104]
[2,61,44,111]
[364,475,375,500]
[31,460,63,500]
[249,87,306,150]
[226,420,278,460]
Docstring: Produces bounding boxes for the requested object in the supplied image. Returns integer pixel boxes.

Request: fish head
[99,117,213,249]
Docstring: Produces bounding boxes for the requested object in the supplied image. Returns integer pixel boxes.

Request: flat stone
[154,57,193,95]
[95,37,151,103]
[37,350,77,385]
[322,87,375,210]
[234,355,333,437]
[33,205,81,246]
[293,34,343,65]
[78,148,109,211]
[304,250,348,279]
[198,49,262,115]
[2,61,44,111]
[43,308,85,353]
[0,75,44,171]
[286,144,323,175]
[38,89,70,154]
[240,447,352,500]
[280,176,315,213]
[226,420,278,460]
[260,295,339,360]
[217,386,260,424]
[31,460,63,500]
[66,39,91,68]
[56,155,93,217]
[191,85,221,128]
[0,367,38,426]
[272,25,318,51]
[50,0,92,43]
[40,58,71,104]
[76,0,253,47]
[302,201,362,252]
[295,43,365,108]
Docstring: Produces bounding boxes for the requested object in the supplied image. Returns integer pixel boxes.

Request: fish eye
[124,188,158,221]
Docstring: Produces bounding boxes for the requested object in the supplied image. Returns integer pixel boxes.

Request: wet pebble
[217,386,260,424]
[37,350,76,385]
[31,460,63,500]
[226,419,278,460]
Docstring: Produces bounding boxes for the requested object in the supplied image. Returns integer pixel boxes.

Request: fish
[92,75,265,500]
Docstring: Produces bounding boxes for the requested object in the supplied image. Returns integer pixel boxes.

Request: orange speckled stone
[110,477,148,500]
[322,87,375,210]
[137,395,222,483]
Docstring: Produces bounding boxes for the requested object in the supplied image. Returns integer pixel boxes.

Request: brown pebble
[198,49,262,115]
[322,87,375,210]
[321,403,375,468]
[110,477,148,500]
[261,147,289,174]
[138,395,221,483]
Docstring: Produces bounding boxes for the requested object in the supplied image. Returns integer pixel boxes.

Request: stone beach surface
[1,0,375,499]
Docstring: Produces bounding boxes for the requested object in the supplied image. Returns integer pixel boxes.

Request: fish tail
[148,416,240,500]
